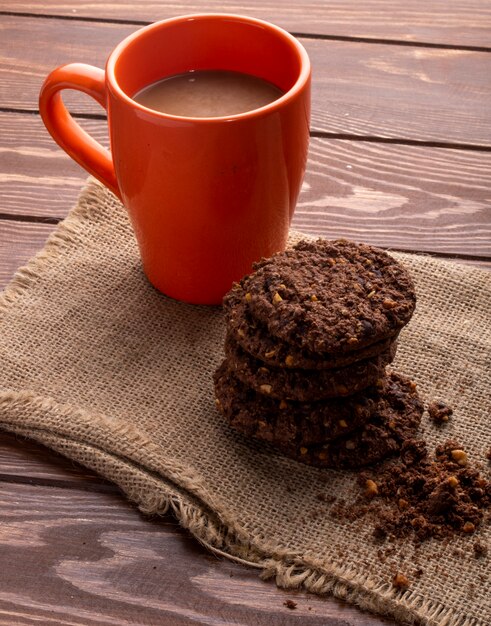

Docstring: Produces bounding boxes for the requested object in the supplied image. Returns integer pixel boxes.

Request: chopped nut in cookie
[364,479,379,498]
[450,449,468,466]
[392,572,410,589]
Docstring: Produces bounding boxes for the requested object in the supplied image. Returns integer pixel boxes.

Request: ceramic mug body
[39,14,311,304]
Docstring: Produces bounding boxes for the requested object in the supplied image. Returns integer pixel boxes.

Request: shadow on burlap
[0,179,489,626]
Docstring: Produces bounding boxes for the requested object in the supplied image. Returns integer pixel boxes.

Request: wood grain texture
[0,432,112,486]
[1,112,490,258]
[295,139,491,256]
[0,220,54,287]
[0,112,108,217]
[2,0,491,48]
[1,16,491,145]
[0,481,397,626]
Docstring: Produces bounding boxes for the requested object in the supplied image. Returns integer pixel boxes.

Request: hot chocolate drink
[133,70,283,117]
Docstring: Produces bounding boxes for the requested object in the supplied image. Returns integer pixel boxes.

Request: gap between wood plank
[0,212,60,225]
[1,9,491,53]
[310,133,491,153]
[2,107,491,154]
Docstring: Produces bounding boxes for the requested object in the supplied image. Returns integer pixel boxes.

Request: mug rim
[106,13,311,123]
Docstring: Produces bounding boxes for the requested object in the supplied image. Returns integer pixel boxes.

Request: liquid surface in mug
[133,70,284,117]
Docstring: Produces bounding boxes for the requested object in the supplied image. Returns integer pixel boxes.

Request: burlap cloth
[1,178,489,626]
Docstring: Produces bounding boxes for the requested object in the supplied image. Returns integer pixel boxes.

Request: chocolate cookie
[226,295,399,370]
[223,239,416,354]
[225,334,397,401]
[271,372,423,469]
[214,361,383,446]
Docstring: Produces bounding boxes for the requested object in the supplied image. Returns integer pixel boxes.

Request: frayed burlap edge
[0,178,485,626]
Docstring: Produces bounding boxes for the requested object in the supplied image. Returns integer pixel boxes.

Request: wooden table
[1,2,490,624]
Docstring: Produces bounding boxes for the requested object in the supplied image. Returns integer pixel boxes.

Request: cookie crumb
[284,599,297,610]
[362,439,491,542]
[373,524,388,541]
[428,401,453,424]
[473,541,488,558]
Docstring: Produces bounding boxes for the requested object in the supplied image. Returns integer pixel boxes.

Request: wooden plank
[0,220,55,287]
[1,112,490,258]
[1,16,491,145]
[0,432,112,486]
[0,112,108,217]
[2,0,491,48]
[294,139,491,256]
[0,481,394,625]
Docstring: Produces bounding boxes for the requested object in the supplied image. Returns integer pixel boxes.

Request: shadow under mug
[39,14,311,304]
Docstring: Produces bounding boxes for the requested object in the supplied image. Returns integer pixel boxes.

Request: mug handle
[39,63,121,199]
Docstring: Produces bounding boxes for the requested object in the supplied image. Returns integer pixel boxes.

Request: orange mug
[39,14,311,304]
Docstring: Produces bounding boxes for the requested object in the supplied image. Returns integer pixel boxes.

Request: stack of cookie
[214,239,424,469]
